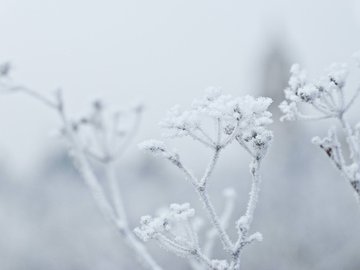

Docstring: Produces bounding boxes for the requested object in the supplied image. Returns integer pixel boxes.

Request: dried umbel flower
[280,52,360,205]
[134,203,195,242]
[137,89,272,269]
[160,88,273,147]
[1,75,162,270]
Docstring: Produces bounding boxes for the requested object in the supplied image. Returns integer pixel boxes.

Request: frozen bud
[169,203,195,221]
[327,63,348,88]
[134,215,170,242]
[311,136,323,145]
[140,215,152,225]
[222,187,236,198]
[160,105,200,138]
[247,232,263,243]
[236,216,250,231]
[211,260,229,270]
[251,97,273,114]
[297,84,320,102]
[345,163,360,181]
[312,128,338,158]
[290,63,301,74]
[279,101,298,122]
[244,128,273,154]
[312,127,337,146]
[139,140,180,164]
[288,63,307,90]
[224,124,235,135]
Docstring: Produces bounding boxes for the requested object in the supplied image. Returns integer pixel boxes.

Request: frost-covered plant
[0,65,162,270]
[279,54,360,203]
[136,89,273,269]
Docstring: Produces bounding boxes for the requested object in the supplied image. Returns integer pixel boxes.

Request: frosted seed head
[327,63,348,88]
[237,216,250,231]
[169,203,195,221]
[279,101,298,122]
[297,84,320,102]
[288,63,307,91]
[247,232,263,242]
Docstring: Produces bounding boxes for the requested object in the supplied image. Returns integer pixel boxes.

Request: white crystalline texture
[345,163,360,180]
[288,63,307,91]
[210,259,229,270]
[135,203,195,242]
[169,203,195,221]
[134,215,170,242]
[247,232,263,242]
[159,88,273,141]
[280,60,354,122]
[237,215,250,231]
[135,89,273,267]
[159,105,200,138]
[279,101,298,121]
[326,63,348,87]
[297,84,320,102]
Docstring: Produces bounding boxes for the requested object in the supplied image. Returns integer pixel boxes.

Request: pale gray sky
[0,0,359,172]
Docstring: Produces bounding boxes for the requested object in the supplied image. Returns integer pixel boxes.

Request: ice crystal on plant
[280,52,360,205]
[159,89,273,152]
[210,260,229,270]
[134,203,198,256]
[169,203,195,221]
[134,214,171,242]
[137,89,273,270]
[139,140,168,155]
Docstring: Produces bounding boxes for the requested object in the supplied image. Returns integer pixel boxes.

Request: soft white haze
[0,0,359,172]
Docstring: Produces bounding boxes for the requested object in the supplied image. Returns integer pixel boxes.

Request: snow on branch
[136,89,273,269]
[279,53,360,204]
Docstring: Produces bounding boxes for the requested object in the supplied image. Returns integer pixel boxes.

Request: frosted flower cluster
[134,203,198,255]
[158,88,273,157]
[161,88,272,137]
[280,53,360,203]
[4,67,273,269]
[64,99,143,163]
[137,89,272,269]
[138,139,180,165]
[279,61,355,122]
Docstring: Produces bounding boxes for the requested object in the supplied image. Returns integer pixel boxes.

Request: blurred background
[1,0,360,269]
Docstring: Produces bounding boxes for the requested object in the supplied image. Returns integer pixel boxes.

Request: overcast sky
[0,0,359,172]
